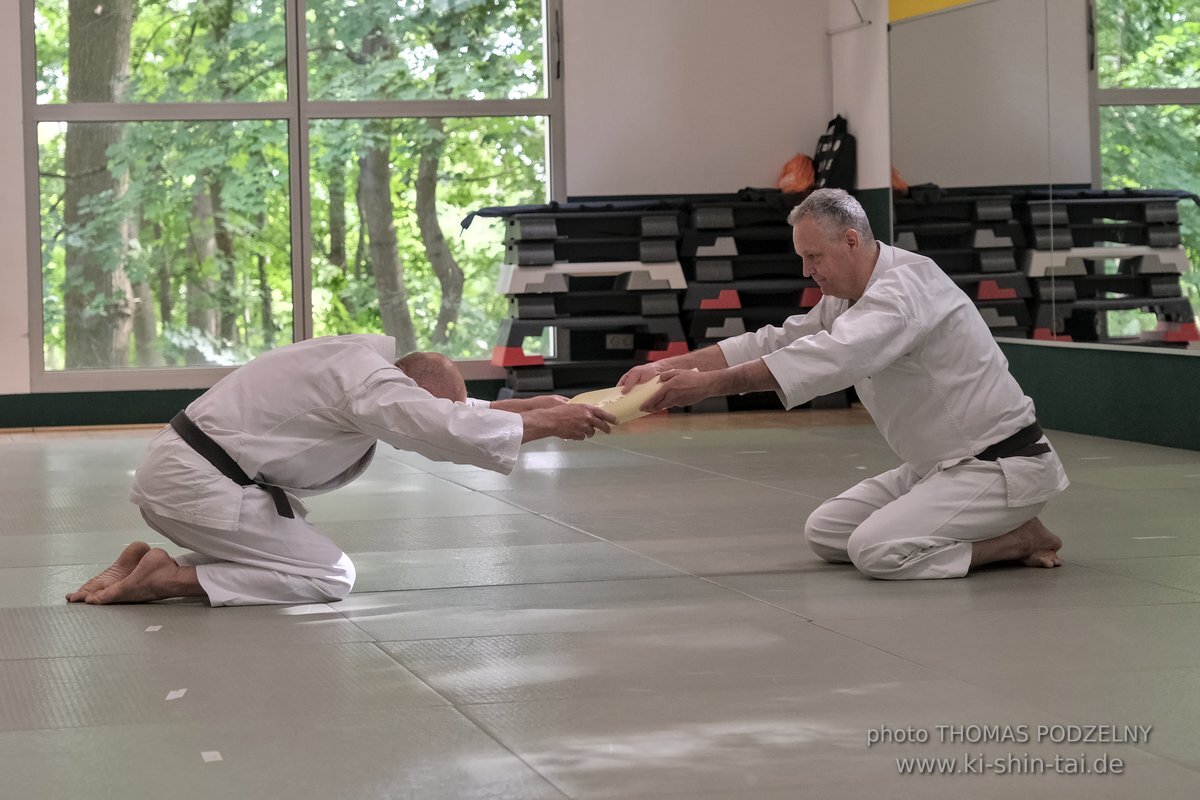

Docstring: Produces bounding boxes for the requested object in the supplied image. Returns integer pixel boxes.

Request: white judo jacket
[130,335,523,530]
[719,243,1069,505]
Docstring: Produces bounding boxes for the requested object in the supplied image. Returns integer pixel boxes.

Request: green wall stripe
[5,350,1196,452]
[1000,342,1200,451]
[0,389,204,428]
[0,381,506,429]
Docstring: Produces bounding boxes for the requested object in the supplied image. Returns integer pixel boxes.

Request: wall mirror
[888,0,1200,353]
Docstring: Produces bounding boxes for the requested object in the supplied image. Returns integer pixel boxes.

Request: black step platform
[683,279,822,311]
[506,237,679,266]
[950,272,1031,301]
[690,254,805,282]
[510,291,680,320]
[505,210,682,241]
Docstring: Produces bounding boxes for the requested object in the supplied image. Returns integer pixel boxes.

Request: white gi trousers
[804,458,1045,580]
[139,492,355,607]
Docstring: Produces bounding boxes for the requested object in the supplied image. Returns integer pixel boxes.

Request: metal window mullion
[546,0,567,201]
[31,102,295,122]
[21,0,46,390]
[30,366,238,394]
[287,0,312,343]
[1095,87,1200,106]
[304,98,556,119]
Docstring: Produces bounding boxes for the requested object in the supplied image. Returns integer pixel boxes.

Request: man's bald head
[395,351,468,403]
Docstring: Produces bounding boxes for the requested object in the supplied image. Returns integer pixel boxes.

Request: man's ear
[844,228,860,251]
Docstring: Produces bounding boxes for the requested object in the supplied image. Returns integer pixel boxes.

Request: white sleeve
[718,301,834,366]
[761,294,926,409]
[465,397,492,408]
[344,374,522,474]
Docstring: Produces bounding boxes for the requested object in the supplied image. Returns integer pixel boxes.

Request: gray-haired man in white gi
[68,334,615,605]
[619,188,1068,580]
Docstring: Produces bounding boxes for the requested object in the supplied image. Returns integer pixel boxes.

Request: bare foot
[67,541,151,603]
[1015,517,1063,568]
[971,517,1063,570]
[84,548,203,604]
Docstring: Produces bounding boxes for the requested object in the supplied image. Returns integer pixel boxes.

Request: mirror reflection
[888,0,1200,351]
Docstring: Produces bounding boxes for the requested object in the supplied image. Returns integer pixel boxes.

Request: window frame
[20,0,563,391]
[1088,0,1200,184]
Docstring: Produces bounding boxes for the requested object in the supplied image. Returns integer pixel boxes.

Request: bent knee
[313,554,356,602]
[846,541,890,578]
[804,513,852,565]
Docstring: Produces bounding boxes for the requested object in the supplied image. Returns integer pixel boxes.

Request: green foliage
[308,115,547,357]
[37,0,551,368]
[41,118,293,366]
[1096,1,1200,334]
[307,0,544,100]
[1095,0,1200,89]
[38,0,288,103]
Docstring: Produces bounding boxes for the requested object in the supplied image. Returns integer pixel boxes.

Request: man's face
[792,216,868,300]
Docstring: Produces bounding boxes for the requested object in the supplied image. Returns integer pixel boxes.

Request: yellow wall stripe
[889,0,975,23]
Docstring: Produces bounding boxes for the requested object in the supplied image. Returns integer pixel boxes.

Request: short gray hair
[396,351,467,403]
[787,188,875,243]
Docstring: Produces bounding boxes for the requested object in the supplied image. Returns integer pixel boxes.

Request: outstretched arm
[640,359,780,413]
[616,344,731,392]
[488,394,569,413]
[519,403,618,443]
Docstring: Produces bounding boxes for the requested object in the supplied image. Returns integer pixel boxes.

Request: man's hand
[618,345,731,393]
[617,361,670,393]
[490,394,569,413]
[641,369,718,412]
[520,403,617,443]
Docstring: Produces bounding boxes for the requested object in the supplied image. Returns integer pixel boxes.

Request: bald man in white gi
[68,334,615,605]
[619,189,1068,580]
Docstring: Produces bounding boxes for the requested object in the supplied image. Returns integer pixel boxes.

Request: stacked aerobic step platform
[466,190,865,410]
[1014,189,1199,347]
[893,191,1031,338]
[679,193,846,412]
[491,207,689,399]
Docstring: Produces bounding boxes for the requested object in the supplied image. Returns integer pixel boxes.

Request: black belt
[169,411,295,518]
[975,421,1051,461]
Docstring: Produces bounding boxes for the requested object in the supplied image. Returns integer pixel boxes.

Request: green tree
[1096,0,1200,329]
[38,0,548,368]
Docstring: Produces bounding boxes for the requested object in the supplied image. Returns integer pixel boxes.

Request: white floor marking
[145,625,162,632]
[201,751,223,763]
[165,688,187,701]
[1132,536,1175,540]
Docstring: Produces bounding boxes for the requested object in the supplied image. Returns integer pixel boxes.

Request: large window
[1093,0,1200,333]
[25,0,562,386]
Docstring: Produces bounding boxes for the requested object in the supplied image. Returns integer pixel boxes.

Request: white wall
[828,0,891,190]
[889,0,1091,188]
[0,1,31,396]
[563,0,831,196]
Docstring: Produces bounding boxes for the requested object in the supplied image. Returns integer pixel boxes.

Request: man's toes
[1025,550,1062,568]
[84,587,115,605]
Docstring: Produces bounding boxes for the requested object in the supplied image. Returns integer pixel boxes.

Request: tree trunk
[415,118,463,346]
[187,185,221,363]
[63,0,135,368]
[353,161,368,280]
[255,213,276,349]
[155,220,172,336]
[329,158,347,273]
[210,180,239,344]
[132,280,163,366]
[128,209,162,366]
[359,124,417,353]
